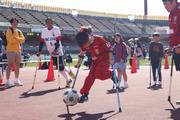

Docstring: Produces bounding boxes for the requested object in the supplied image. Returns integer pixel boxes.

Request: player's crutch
[113,65,122,112]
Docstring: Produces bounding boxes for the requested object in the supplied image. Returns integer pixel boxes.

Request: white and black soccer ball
[63,89,79,106]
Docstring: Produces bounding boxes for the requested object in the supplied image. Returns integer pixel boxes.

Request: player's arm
[54,27,62,52]
[101,39,113,65]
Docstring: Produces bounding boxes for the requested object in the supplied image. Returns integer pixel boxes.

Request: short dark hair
[76,31,89,47]
[9,18,19,24]
[79,26,92,34]
[162,0,177,3]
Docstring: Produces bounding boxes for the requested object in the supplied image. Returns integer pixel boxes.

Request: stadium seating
[0,6,168,36]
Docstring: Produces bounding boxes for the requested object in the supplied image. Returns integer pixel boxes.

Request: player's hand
[165,47,172,53]
[75,64,80,68]
[36,52,41,57]
[120,59,124,63]
[52,50,59,56]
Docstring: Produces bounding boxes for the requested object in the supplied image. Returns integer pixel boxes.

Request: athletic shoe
[14,79,23,86]
[176,100,180,105]
[156,81,161,87]
[124,82,128,89]
[65,79,72,88]
[79,94,88,103]
[5,80,14,87]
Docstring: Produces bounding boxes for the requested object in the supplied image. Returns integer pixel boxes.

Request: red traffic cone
[38,57,42,69]
[164,52,169,69]
[45,58,55,82]
[131,55,137,73]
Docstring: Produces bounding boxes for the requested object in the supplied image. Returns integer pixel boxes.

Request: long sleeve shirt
[149,42,164,62]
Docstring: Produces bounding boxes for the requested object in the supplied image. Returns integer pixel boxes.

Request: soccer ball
[63,89,79,106]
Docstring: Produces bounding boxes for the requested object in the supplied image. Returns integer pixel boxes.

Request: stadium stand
[0,0,169,53]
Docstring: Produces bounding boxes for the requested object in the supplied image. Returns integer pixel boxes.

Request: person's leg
[0,56,3,83]
[121,63,128,88]
[79,65,96,103]
[52,56,57,68]
[94,62,111,80]
[151,61,157,85]
[80,65,95,95]
[136,57,140,69]
[14,52,22,86]
[117,68,122,81]
[6,52,15,86]
[158,63,162,85]
[58,56,71,87]
[174,53,180,71]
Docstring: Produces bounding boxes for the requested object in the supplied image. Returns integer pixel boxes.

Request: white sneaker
[14,79,23,86]
[124,82,128,89]
[5,80,14,87]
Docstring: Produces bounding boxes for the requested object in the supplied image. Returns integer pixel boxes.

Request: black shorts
[174,53,180,71]
[52,56,65,71]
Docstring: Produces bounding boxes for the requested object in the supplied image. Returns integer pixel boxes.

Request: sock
[60,71,69,81]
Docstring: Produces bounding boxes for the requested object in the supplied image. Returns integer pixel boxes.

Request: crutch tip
[31,86,34,89]
[168,96,171,102]
[118,108,122,112]
[58,87,61,90]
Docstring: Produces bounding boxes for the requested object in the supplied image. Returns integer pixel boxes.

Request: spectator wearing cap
[149,32,164,87]
[5,18,25,87]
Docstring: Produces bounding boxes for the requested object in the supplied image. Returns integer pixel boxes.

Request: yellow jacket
[6,28,25,52]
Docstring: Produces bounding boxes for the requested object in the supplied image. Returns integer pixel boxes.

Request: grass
[25,56,172,67]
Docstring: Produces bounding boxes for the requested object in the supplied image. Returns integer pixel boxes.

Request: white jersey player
[38,17,72,88]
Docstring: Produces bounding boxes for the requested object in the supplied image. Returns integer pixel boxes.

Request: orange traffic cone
[38,57,42,69]
[131,55,137,73]
[45,58,55,82]
[164,52,169,69]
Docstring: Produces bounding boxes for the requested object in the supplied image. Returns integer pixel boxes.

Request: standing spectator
[0,37,4,84]
[149,32,164,87]
[5,18,25,87]
[113,33,128,89]
[134,39,143,69]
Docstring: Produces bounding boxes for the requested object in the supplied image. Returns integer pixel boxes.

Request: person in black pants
[149,32,164,87]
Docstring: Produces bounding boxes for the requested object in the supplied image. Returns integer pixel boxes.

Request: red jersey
[81,35,112,63]
[169,3,180,47]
